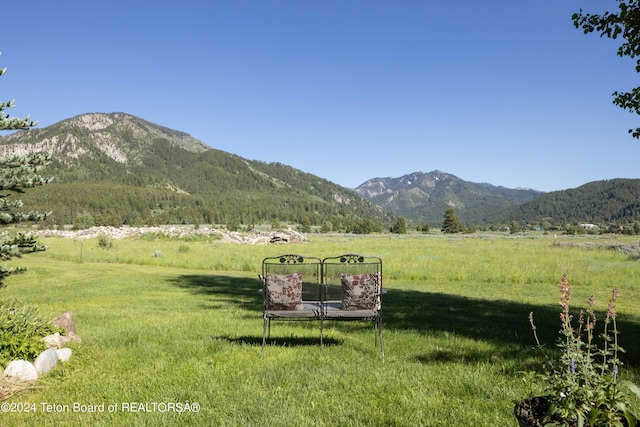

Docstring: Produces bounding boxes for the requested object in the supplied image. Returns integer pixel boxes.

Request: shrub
[97,233,113,250]
[0,299,60,367]
[523,275,640,426]
[73,214,95,230]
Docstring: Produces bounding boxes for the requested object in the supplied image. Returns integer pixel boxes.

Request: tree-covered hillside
[5,113,640,232]
[499,179,640,226]
[2,113,393,230]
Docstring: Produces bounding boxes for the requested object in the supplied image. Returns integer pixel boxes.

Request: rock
[46,312,81,348]
[4,360,38,381]
[67,331,81,343]
[33,349,58,375]
[42,332,65,349]
[42,331,81,349]
[52,312,77,335]
[55,348,72,362]
[34,225,307,244]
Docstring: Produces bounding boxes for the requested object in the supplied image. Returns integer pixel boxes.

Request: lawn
[1,231,639,426]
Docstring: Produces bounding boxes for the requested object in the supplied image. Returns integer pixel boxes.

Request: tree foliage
[10,133,393,230]
[391,216,408,234]
[0,153,52,284]
[0,53,51,286]
[572,1,640,137]
[346,218,383,234]
[0,53,36,131]
[441,208,465,234]
[502,178,640,226]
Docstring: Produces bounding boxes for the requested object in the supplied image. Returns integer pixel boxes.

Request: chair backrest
[260,254,322,308]
[321,254,383,311]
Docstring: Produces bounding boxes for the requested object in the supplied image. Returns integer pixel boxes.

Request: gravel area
[34,226,306,244]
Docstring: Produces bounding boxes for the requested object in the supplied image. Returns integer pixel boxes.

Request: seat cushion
[264,272,303,310]
[340,273,379,310]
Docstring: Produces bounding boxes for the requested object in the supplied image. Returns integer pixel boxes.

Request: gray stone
[55,348,72,362]
[4,360,38,381]
[33,348,58,375]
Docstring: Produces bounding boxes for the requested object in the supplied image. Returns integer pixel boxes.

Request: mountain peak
[354,170,543,224]
[0,112,393,227]
[0,112,210,165]
[73,113,106,130]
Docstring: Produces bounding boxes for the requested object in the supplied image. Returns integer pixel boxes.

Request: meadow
[1,231,640,426]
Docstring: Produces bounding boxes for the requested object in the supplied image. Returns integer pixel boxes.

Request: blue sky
[2,0,638,192]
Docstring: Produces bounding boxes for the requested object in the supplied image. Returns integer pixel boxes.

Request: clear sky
[2,1,638,192]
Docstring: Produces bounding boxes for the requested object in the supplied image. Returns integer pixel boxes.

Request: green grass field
[1,232,640,426]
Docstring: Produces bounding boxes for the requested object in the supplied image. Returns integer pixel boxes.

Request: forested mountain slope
[4,112,637,230]
[498,179,640,226]
[0,113,391,228]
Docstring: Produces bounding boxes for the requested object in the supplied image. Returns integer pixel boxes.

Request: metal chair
[321,254,384,361]
[259,254,322,355]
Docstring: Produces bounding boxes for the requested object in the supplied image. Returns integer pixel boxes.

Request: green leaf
[623,380,640,399]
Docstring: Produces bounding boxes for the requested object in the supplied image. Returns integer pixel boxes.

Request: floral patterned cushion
[264,273,303,310]
[341,273,379,310]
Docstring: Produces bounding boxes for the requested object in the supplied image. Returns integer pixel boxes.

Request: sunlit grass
[1,232,639,425]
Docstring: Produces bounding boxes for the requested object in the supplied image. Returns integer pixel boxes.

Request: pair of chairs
[259,253,384,360]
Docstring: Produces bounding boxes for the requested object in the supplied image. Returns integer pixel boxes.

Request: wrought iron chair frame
[259,254,322,355]
[321,254,384,361]
[259,253,384,360]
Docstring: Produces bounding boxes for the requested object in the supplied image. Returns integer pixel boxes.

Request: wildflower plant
[525,274,640,427]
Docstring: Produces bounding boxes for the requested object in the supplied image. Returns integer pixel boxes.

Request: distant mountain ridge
[0,112,391,228]
[354,171,544,225]
[498,178,640,226]
[2,112,639,229]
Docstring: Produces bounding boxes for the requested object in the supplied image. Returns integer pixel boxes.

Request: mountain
[0,112,392,228]
[354,171,544,225]
[0,112,210,160]
[498,179,640,226]
[5,112,636,231]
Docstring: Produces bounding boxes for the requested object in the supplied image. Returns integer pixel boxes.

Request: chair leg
[262,317,268,356]
[378,316,385,361]
[374,320,379,347]
[319,317,324,354]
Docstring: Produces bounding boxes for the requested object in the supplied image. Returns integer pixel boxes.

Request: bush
[346,218,383,234]
[73,214,95,230]
[0,299,60,367]
[97,233,113,250]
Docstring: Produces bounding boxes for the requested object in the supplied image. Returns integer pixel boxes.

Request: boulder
[42,332,65,349]
[4,360,38,381]
[51,312,77,335]
[33,349,58,375]
[55,348,72,363]
[42,331,81,349]
[67,331,81,343]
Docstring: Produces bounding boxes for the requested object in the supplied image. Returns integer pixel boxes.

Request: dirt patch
[0,377,40,400]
